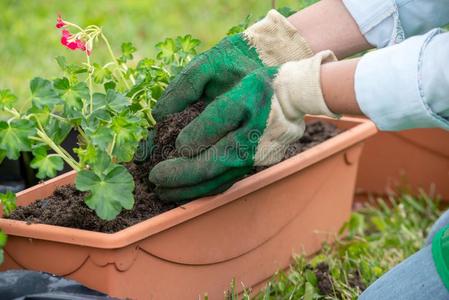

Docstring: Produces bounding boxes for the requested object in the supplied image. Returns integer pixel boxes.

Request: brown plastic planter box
[0,117,376,299]
[356,128,449,201]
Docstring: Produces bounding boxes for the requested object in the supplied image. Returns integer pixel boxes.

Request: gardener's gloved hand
[153,9,314,119]
[149,51,339,202]
[135,10,314,162]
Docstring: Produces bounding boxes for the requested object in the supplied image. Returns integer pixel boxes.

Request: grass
[225,193,443,299]
[0,0,308,102]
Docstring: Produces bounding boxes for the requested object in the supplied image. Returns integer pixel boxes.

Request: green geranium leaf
[134,58,159,82]
[91,150,114,175]
[55,56,68,71]
[0,119,35,160]
[54,77,89,115]
[74,144,97,167]
[227,15,251,35]
[126,79,147,99]
[93,63,112,84]
[44,117,72,145]
[113,133,139,162]
[92,90,129,113]
[119,42,137,63]
[177,34,200,54]
[27,105,50,126]
[104,81,116,91]
[0,191,16,217]
[156,38,176,62]
[30,148,64,179]
[0,89,17,109]
[76,164,134,220]
[30,77,62,109]
[92,92,106,110]
[89,108,111,122]
[105,89,130,112]
[90,126,114,151]
[111,113,145,162]
[55,56,87,76]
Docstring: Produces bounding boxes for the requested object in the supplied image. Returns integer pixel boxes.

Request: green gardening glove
[149,51,339,202]
[135,10,313,163]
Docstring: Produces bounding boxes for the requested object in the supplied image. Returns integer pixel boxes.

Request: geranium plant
[0,16,200,220]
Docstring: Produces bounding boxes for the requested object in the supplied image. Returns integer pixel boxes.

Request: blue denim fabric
[354,30,449,131]
[343,0,449,47]
[359,209,449,299]
[342,0,449,131]
[427,209,449,246]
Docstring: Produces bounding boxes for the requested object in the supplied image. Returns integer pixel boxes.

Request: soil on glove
[9,102,341,233]
[150,101,207,167]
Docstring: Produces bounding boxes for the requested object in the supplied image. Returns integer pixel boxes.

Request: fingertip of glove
[148,163,164,185]
[151,104,165,123]
[175,130,197,156]
[153,186,182,203]
[149,158,186,186]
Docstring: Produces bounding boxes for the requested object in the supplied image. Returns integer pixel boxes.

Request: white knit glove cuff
[254,51,339,167]
[273,50,340,120]
[243,9,314,66]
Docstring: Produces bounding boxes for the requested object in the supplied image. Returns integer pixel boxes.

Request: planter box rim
[0,117,377,249]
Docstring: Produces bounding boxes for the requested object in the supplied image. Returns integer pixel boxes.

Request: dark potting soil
[8,166,177,233]
[9,102,341,233]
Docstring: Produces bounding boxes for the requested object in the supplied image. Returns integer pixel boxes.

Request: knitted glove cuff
[244,9,314,66]
[274,50,340,119]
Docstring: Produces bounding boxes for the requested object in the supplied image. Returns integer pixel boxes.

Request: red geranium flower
[56,14,66,28]
[57,15,92,55]
[60,29,91,55]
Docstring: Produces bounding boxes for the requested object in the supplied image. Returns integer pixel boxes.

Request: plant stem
[121,64,136,85]
[76,125,88,144]
[59,145,77,165]
[100,33,131,89]
[86,53,94,113]
[108,133,117,156]
[139,99,156,125]
[63,21,85,33]
[4,107,21,118]
[32,116,81,171]
[37,130,80,171]
[49,113,69,123]
[147,110,156,126]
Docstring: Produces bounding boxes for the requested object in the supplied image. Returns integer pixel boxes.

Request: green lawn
[231,194,443,299]
[1,0,304,102]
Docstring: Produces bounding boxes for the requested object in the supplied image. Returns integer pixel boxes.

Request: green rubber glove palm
[149,51,338,202]
[135,10,313,162]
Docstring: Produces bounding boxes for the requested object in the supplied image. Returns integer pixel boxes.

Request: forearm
[322,30,449,131]
[320,58,362,116]
[288,0,371,59]
[289,0,449,58]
